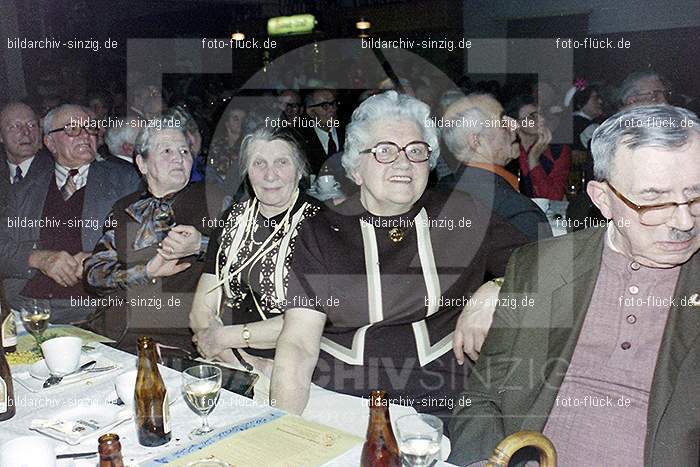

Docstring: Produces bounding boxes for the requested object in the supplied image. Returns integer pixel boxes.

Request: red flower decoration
[574,78,588,91]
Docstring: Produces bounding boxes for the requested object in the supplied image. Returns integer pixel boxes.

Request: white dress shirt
[313,126,339,155]
[7,156,35,184]
[55,163,90,191]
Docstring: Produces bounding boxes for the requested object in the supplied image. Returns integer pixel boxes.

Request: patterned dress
[203,193,320,358]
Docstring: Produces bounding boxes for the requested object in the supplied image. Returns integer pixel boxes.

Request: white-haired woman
[270,91,530,422]
[190,128,320,370]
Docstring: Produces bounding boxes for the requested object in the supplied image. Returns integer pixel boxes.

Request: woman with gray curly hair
[270,91,530,423]
[84,117,227,352]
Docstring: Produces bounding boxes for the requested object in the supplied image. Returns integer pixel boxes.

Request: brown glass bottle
[135,336,171,447]
[0,344,16,421]
[0,286,17,353]
[360,390,401,467]
[98,433,124,467]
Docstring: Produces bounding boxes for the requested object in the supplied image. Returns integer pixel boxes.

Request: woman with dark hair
[505,95,571,200]
[207,106,248,195]
[569,81,603,151]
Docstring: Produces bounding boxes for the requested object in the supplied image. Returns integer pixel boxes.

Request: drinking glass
[395,413,443,466]
[182,365,222,437]
[19,298,51,351]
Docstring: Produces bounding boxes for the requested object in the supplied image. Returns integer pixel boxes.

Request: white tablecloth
[1,344,455,466]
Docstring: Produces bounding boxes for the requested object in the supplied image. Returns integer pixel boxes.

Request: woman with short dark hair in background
[506,94,571,200]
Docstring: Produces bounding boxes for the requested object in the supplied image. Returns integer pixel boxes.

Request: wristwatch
[241,324,251,347]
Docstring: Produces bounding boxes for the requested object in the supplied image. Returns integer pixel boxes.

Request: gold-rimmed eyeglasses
[606,181,700,226]
[360,141,432,164]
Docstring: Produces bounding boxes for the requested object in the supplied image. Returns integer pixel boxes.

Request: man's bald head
[441,93,518,165]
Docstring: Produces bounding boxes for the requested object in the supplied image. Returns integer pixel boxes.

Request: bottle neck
[137,341,159,368]
[367,404,392,436]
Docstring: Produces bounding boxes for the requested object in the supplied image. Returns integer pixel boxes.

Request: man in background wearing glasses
[449,105,700,467]
[618,70,670,109]
[299,88,344,175]
[0,104,140,323]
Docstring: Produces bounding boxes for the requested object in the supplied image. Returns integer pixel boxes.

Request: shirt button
[630,262,640,271]
[621,341,631,350]
[626,314,637,324]
[629,285,639,295]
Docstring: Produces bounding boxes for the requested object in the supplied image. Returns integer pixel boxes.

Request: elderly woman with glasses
[270,91,530,421]
[84,117,226,351]
[189,128,320,371]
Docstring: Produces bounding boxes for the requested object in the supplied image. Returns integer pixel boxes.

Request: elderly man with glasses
[618,70,671,110]
[296,89,344,176]
[0,104,141,323]
[449,104,700,467]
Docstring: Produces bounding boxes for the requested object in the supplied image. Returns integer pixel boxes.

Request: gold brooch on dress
[388,227,405,243]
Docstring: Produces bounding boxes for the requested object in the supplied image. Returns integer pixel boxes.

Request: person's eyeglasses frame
[306,100,339,110]
[632,89,671,103]
[360,141,432,164]
[606,181,699,226]
[47,124,99,137]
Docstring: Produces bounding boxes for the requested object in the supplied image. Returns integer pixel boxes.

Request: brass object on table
[486,431,557,467]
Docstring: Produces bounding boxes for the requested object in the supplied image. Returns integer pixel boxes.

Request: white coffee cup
[40,336,82,376]
[0,435,56,467]
[115,369,138,407]
[317,175,337,192]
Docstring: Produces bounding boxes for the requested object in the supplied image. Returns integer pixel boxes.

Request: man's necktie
[61,169,79,201]
[12,166,23,184]
[327,131,337,155]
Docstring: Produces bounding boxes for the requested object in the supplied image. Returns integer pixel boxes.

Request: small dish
[30,403,131,445]
[29,355,97,380]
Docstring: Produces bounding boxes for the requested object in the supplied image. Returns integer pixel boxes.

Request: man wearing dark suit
[297,89,345,176]
[439,93,551,242]
[0,104,141,323]
[0,102,51,215]
[449,105,700,466]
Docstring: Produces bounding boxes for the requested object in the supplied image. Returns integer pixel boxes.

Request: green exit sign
[267,14,316,36]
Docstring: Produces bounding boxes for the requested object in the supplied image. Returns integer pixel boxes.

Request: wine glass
[395,413,443,466]
[182,365,222,437]
[19,298,51,352]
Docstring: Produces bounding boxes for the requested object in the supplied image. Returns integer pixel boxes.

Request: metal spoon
[43,360,96,388]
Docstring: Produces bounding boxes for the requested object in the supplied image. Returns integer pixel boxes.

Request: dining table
[1,325,456,466]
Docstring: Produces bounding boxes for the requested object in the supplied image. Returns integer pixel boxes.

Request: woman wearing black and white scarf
[190,128,319,371]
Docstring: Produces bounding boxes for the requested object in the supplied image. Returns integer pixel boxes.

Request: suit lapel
[645,253,700,462]
[520,227,606,431]
[82,162,117,250]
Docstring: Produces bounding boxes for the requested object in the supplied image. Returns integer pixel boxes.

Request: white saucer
[29,355,96,380]
[30,404,131,445]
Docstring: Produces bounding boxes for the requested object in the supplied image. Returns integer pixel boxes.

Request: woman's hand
[145,252,191,278]
[193,323,232,360]
[453,280,501,364]
[158,225,203,260]
[528,127,552,169]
